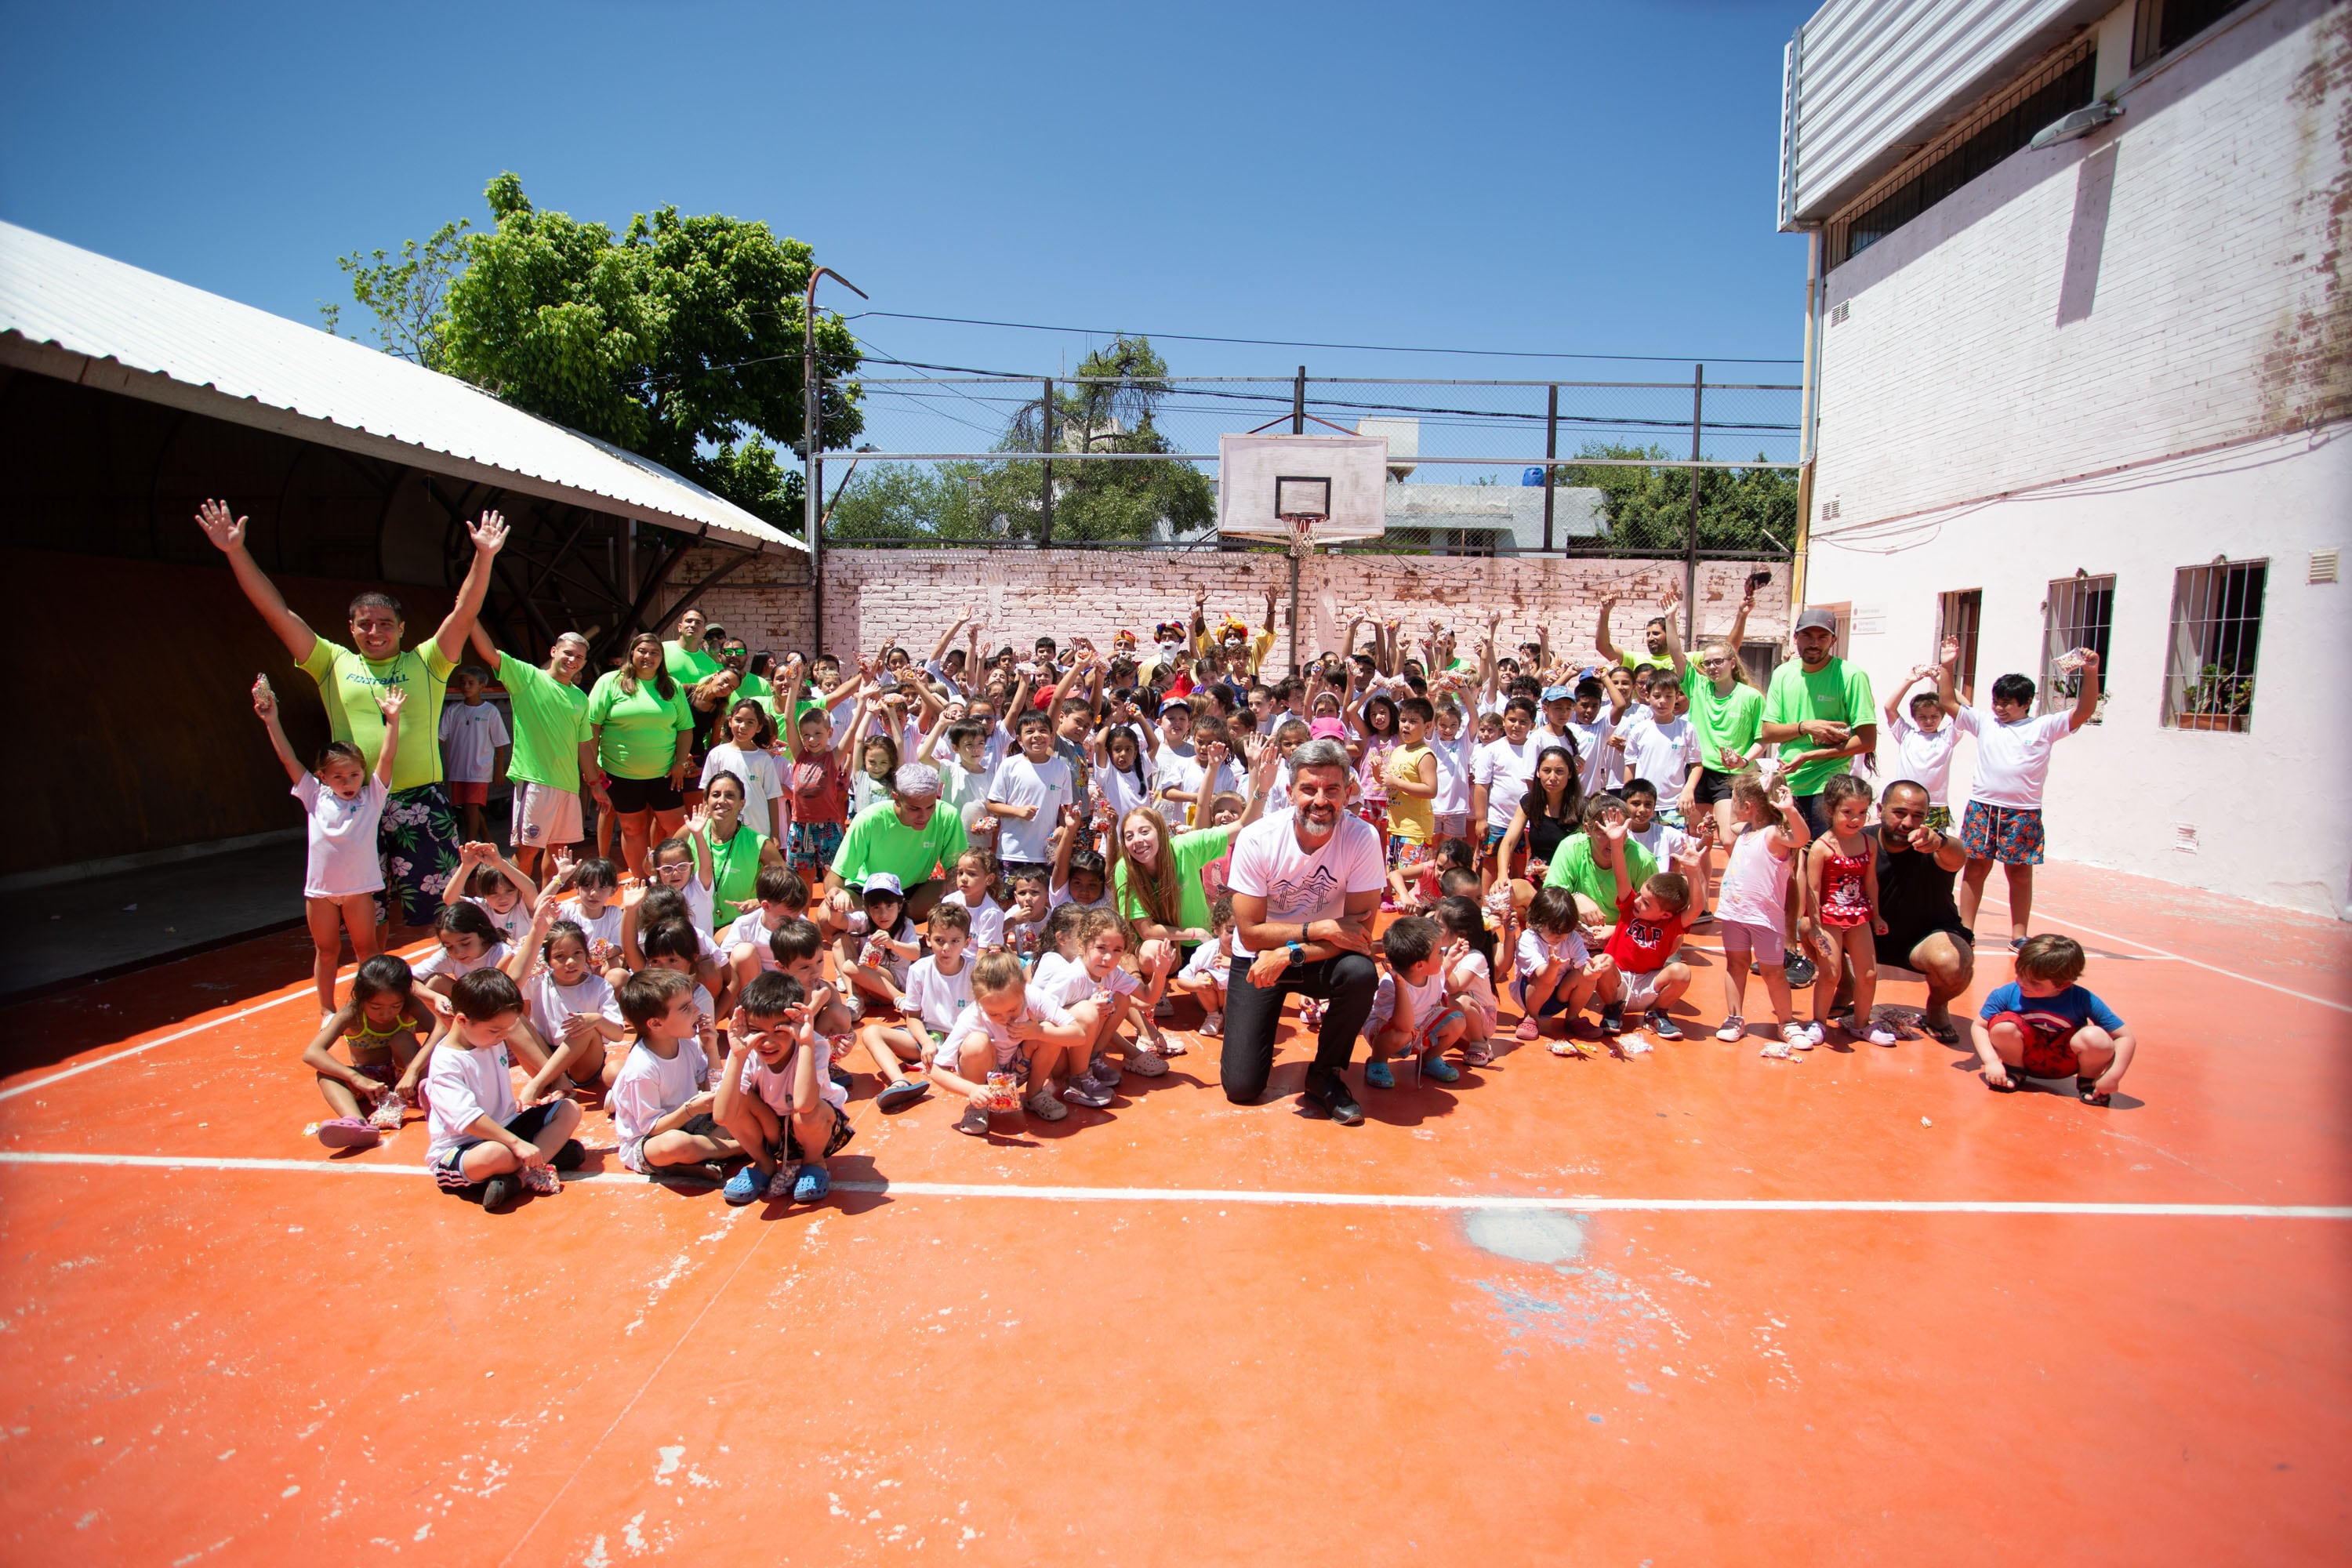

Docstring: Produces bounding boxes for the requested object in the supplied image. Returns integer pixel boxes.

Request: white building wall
[1802,0,2352,918]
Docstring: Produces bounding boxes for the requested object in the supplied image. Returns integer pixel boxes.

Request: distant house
[1376,480,1606,555]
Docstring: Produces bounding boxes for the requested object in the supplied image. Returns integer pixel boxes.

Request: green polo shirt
[297,636,455,792]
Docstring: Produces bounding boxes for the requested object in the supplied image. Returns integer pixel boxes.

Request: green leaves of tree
[1557,442,1796,554]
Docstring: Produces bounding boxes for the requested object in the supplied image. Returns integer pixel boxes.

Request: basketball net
[1279,511,1323,558]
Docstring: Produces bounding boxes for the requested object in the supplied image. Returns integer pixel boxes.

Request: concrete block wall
[666,545,1790,670]
[1812,0,2350,535]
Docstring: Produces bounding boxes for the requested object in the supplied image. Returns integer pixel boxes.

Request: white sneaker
[1788,1024,1817,1051]
[1715,1016,1746,1043]
[1865,1025,1899,1047]
[1802,1022,1825,1047]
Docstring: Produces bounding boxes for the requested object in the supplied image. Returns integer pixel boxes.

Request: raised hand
[681,804,712,836]
[1599,814,1628,846]
[196,499,249,553]
[374,686,408,719]
[1659,581,1681,615]
[1939,635,1962,667]
[1768,782,1795,814]
[251,673,275,717]
[467,510,508,555]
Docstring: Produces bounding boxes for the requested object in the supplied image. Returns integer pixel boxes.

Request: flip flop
[1919,1018,1958,1044]
[315,1117,380,1149]
[876,1078,931,1112]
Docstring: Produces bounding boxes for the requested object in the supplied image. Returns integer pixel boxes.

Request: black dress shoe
[1307,1073,1365,1126]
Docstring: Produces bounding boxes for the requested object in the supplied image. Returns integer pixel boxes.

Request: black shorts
[1693,768,1737,807]
[604,773,684,815]
[1875,925,1973,972]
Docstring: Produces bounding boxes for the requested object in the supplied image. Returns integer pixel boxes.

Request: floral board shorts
[379,783,462,927]
[787,819,845,880]
[1961,801,2045,866]
[1388,835,1433,872]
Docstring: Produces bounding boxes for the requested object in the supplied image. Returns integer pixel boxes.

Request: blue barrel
[1521,466,1545,486]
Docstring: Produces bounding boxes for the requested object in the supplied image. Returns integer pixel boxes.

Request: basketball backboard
[1218,434,1389,544]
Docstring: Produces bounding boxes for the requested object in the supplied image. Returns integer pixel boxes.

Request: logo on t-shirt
[1264,866,1342,921]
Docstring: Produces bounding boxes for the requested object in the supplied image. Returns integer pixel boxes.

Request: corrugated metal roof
[1780,0,2111,228]
[0,220,799,551]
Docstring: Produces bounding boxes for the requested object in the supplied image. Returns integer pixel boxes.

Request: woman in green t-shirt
[1111,746,1279,971]
[1683,641,1766,848]
[586,633,695,879]
[699,769,784,929]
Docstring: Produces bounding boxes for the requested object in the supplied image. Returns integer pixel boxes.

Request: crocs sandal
[1515,1018,1542,1042]
[1918,1018,1958,1045]
[876,1078,931,1112]
[2077,1076,2112,1107]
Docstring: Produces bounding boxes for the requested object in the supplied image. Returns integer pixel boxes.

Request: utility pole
[804,264,867,656]
[1684,364,1704,644]
[1040,379,1054,545]
[1542,383,1558,553]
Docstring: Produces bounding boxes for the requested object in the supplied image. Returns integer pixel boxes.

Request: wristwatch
[1285,940,1306,967]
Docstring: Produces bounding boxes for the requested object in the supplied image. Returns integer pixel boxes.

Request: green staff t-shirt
[1542,833,1658,911]
[1682,663,1766,774]
[1762,657,1875,797]
[586,670,693,780]
[1114,822,1239,935]
[664,640,722,688]
[297,636,455,793]
[496,654,592,793]
[830,799,968,891]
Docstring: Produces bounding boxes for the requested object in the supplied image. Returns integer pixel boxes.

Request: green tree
[1557,441,1796,554]
[321,218,474,369]
[328,173,862,529]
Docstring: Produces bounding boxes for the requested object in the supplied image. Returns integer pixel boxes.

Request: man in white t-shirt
[984,711,1074,877]
[1469,696,1546,855]
[1937,638,2102,951]
[1221,739,1386,1126]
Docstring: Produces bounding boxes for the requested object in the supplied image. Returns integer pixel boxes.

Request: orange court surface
[2,858,2346,1565]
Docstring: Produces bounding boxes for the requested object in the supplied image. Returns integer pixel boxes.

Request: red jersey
[1602,890,1686,976]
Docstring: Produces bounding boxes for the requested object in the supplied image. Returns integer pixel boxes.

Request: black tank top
[1528,811,1573,865]
[1871,826,1964,940]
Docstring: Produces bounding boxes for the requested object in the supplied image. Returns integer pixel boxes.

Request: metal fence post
[1291,366,1305,435]
[1040,378,1054,545]
[1542,383,1558,553]
[1684,364,1704,644]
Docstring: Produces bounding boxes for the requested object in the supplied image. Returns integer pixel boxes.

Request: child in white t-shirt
[1623,780,1710,920]
[852,902,975,1114]
[633,918,724,1084]
[722,866,813,991]
[941,848,1007,949]
[555,857,630,982]
[1514,885,1610,1054]
[1361,916,1465,1087]
[929,950,1090,1134]
[1173,895,1240,1036]
[699,699,786,838]
[445,841,539,949]
[715,971,852,1206]
[255,674,402,1018]
[610,968,739,1179]
[1882,664,1961,828]
[423,968,583,1212]
[438,666,510,844]
[1621,672,1700,824]
[1001,865,1054,965]
[1940,641,2100,950]
[509,896,628,1091]
[1432,894,1501,1065]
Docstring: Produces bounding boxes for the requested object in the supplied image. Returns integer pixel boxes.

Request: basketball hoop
[1278,511,1324,558]
[1274,475,1329,559]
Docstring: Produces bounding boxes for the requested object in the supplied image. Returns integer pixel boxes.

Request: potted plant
[2178,663,2253,731]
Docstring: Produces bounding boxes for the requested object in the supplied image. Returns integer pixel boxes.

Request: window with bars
[2163,561,2265,731]
[1936,590,1982,706]
[2041,575,2114,719]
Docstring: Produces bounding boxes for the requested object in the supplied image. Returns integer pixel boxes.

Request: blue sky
[1,0,1813,455]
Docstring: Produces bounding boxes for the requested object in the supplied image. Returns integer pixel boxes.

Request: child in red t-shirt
[1592,816,1705,1050]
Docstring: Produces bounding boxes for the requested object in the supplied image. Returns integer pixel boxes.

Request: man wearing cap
[825,762,967,929]
[1760,607,1876,985]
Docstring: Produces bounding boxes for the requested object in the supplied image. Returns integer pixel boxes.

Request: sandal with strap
[2077,1076,2112,1107]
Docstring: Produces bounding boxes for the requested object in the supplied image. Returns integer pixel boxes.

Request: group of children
[268,593,2140,1210]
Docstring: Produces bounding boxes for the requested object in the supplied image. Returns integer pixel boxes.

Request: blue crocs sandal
[1421,1053,1460,1083]
[722,1164,768,1206]
[1364,1059,1396,1090]
[792,1164,833,1204]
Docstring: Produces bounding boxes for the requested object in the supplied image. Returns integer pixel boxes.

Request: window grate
[2162,561,2266,732]
[2040,574,2114,719]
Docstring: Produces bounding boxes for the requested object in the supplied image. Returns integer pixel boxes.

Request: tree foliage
[325,172,862,530]
[829,334,1209,543]
[1556,442,1797,554]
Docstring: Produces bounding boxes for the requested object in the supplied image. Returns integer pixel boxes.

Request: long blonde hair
[1702,641,1753,689]
[1112,807,1184,929]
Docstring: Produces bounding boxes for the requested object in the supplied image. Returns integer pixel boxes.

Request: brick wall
[669,543,1789,669]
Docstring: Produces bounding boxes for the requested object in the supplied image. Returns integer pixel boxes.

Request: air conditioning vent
[2172,823,2200,854]
[1830,301,1850,326]
[2312,548,2339,585]
[1820,499,1841,521]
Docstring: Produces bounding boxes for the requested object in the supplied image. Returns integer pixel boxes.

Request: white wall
[1801,0,2352,917]
[1813,427,2351,917]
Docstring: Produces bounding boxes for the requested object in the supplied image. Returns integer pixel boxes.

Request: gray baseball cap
[1794,608,1839,635]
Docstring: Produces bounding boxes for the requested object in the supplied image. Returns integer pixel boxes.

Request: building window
[2163,560,2265,732]
[1829,42,2096,269]
[2041,575,2114,720]
[2132,0,2252,70]
[1936,590,1982,706]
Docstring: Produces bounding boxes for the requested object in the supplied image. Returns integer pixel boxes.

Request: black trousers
[1220,952,1381,1104]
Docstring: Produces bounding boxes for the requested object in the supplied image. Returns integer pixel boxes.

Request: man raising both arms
[198,498,506,928]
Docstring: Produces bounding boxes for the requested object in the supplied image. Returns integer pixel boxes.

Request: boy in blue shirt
[1973,934,2137,1105]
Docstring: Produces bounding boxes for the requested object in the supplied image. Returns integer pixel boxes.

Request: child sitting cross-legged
[1589,813,1708,1051]
[1515,885,1611,1054]
[637,919,723,1083]
[717,972,855,1206]
[723,866,811,992]
[1972,934,2138,1105]
[1361,914,1466,1087]
[1034,906,1174,1105]
[929,949,1091,1134]
[1171,895,1240,1036]
[301,954,426,1149]
[766,917,862,1099]
[445,841,539,949]
[1432,894,1501,1066]
[423,968,585,1213]
[833,873,921,1015]
[854,901,977,1113]
[609,967,740,1182]
[508,897,627,1093]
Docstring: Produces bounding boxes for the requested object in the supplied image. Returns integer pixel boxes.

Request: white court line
[0,941,441,1104]
[1976,898,2350,1014]
[0,1151,2342,1219]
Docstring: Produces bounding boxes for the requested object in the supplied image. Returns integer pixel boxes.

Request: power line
[850,310,1802,366]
